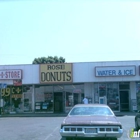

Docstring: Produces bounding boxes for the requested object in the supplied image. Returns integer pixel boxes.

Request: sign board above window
[0,69,22,79]
[95,66,136,77]
[40,63,73,84]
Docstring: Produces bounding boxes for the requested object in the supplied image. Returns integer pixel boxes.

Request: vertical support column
[0,84,7,115]
[130,82,137,112]
[0,89,1,115]
[32,85,35,112]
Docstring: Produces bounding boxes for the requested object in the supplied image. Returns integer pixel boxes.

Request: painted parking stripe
[44,126,59,140]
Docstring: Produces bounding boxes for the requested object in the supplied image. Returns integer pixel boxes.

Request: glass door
[53,85,64,113]
[119,82,130,111]
[119,90,129,111]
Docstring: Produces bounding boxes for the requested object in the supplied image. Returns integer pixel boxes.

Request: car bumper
[60,126,123,138]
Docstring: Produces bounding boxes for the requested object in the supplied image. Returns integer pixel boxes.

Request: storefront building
[0,60,140,114]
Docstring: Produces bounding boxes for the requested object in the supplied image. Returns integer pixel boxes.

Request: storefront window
[66,92,73,107]
[2,86,23,114]
[64,84,84,113]
[23,85,33,112]
[136,82,140,110]
[94,83,119,111]
[34,84,84,113]
[107,83,119,111]
[99,83,106,97]
[35,85,53,113]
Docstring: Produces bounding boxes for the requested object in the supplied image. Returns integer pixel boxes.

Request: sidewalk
[0,111,137,117]
[114,111,137,116]
[0,112,67,117]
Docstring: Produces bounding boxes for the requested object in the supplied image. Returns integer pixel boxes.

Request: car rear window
[69,106,114,116]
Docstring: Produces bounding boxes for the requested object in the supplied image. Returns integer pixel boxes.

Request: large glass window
[35,85,53,113]
[64,84,84,113]
[34,84,84,113]
[99,83,106,97]
[94,83,120,111]
[23,85,33,112]
[94,83,99,103]
[107,83,119,111]
[136,82,140,111]
[3,86,23,113]
[1,86,32,114]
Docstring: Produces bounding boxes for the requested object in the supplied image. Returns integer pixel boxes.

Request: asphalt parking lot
[0,116,139,140]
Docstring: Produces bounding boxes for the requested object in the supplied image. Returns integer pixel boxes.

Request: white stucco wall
[0,60,140,84]
[0,64,39,84]
[73,60,140,83]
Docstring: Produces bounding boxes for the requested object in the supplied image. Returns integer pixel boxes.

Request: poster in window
[13,79,22,86]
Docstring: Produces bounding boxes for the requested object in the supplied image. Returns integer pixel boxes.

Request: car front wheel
[66,137,75,140]
[61,137,73,140]
[111,138,117,140]
[105,138,117,140]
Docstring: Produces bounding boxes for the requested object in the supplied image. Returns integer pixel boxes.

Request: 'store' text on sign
[40,64,72,83]
[0,69,22,79]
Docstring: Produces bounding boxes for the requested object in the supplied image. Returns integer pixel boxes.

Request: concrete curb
[0,112,136,117]
[0,113,68,117]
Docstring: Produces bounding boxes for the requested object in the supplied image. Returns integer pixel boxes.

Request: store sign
[40,63,73,83]
[95,66,136,77]
[11,94,22,98]
[0,69,22,79]
[1,86,22,97]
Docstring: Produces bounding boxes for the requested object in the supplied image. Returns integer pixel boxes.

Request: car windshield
[69,106,114,116]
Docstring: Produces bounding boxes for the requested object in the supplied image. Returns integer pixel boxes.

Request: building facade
[0,60,140,114]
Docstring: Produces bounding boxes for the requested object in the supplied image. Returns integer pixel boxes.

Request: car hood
[62,115,121,125]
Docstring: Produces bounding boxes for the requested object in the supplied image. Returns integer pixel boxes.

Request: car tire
[135,119,139,131]
[105,138,117,140]
[61,137,72,140]
[111,138,117,140]
[65,137,74,140]
[61,137,66,140]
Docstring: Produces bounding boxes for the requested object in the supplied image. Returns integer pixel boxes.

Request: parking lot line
[44,126,59,140]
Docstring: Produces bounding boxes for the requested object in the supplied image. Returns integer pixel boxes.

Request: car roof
[73,104,109,108]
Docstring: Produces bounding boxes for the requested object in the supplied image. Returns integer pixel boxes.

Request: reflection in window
[99,83,106,97]
[69,107,113,116]
[66,92,73,107]
[64,84,84,113]
[107,83,119,111]
[35,85,53,112]
[94,83,119,111]
[136,82,140,110]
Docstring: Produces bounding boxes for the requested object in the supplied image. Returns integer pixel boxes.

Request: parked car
[60,104,123,140]
[135,110,140,130]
